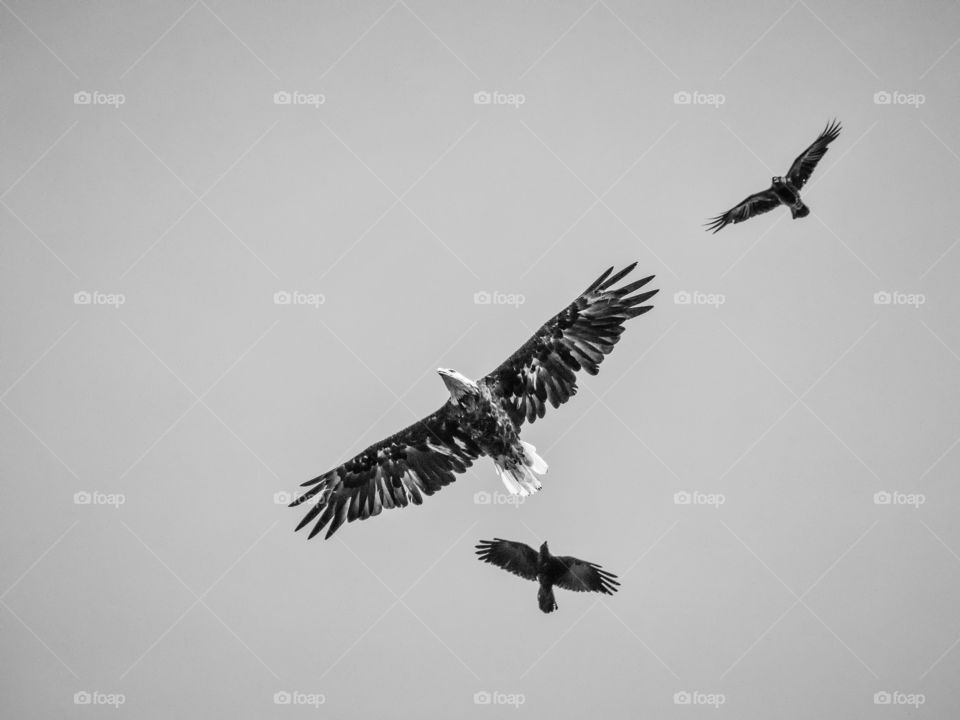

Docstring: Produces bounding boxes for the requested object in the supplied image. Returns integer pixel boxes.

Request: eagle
[290,263,658,540]
[475,538,620,613]
[706,119,842,233]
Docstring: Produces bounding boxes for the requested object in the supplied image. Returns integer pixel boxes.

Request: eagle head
[772,176,783,185]
[438,368,478,404]
[539,541,550,556]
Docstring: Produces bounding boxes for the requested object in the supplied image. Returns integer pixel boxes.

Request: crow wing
[786,119,842,190]
[705,189,782,233]
[481,264,657,427]
[552,556,620,595]
[290,405,481,540]
[475,539,539,581]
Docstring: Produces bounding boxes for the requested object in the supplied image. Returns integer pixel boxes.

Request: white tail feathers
[494,442,548,497]
[522,441,549,474]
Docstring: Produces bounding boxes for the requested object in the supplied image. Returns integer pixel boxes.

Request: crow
[475,538,620,613]
[706,119,842,233]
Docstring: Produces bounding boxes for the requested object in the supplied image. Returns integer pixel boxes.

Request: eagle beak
[438,369,457,396]
[439,368,474,402]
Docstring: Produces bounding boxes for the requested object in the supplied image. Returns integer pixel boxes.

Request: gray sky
[3,0,960,717]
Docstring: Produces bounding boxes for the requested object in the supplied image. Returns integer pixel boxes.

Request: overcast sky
[3,0,960,717]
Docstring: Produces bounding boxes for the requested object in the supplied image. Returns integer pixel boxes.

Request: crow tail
[538,584,557,614]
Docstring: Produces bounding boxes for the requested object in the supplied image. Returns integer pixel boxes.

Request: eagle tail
[521,441,549,474]
[538,584,558,613]
[494,443,547,497]
[791,202,810,219]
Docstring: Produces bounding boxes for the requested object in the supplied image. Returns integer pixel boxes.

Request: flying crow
[476,538,620,613]
[290,264,657,539]
[706,119,842,233]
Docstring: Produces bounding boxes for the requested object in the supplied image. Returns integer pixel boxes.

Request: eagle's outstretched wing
[552,556,620,594]
[786,119,842,190]
[705,189,781,233]
[290,405,481,540]
[481,264,657,427]
[475,539,539,581]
